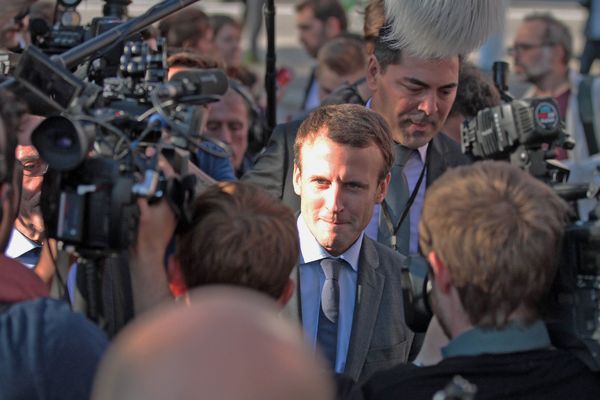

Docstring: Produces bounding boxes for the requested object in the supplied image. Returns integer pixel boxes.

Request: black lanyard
[381,145,431,250]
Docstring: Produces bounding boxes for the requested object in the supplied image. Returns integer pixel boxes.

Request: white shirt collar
[5,227,38,259]
[297,214,362,272]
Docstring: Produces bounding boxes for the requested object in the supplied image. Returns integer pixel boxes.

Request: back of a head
[92,287,334,400]
[420,161,570,327]
[450,61,501,119]
[363,0,385,54]
[175,182,298,299]
[317,36,367,79]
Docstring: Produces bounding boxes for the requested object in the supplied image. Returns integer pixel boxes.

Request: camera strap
[577,75,599,156]
[381,144,431,251]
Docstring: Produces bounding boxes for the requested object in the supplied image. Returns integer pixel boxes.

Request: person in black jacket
[356,161,600,400]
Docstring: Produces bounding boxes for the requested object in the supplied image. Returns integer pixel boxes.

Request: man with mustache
[286,104,415,383]
[512,13,600,193]
[364,30,470,256]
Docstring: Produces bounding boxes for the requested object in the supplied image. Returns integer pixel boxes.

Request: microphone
[383,0,507,57]
[157,68,229,104]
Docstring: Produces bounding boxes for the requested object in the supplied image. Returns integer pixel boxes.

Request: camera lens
[55,135,74,150]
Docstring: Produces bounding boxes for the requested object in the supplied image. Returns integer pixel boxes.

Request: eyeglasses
[19,158,48,177]
[507,42,554,55]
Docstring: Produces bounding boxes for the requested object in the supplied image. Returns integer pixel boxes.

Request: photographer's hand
[129,156,178,315]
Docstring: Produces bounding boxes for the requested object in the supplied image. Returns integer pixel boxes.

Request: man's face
[15,144,45,242]
[296,7,328,58]
[293,133,389,256]
[368,54,459,149]
[512,20,555,84]
[214,23,241,67]
[0,5,26,50]
[204,89,250,171]
[192,27,214,56]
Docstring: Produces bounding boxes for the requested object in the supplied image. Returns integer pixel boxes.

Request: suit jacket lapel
[344,237,385,380]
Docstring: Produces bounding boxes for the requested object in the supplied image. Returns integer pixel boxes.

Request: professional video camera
[27,0,147,83]
[30,0,117,55]
[14,40,226,256]
[402,62,600,371]
[1,0,226,328]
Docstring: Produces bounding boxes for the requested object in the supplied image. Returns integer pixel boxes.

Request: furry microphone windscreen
[383,0,507,58]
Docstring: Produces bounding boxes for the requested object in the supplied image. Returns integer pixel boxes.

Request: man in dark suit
[283,104,415,383]
[295,0,347,112]
[243,33,469,256]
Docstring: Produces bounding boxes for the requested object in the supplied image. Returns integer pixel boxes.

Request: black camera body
[14,32,226,255]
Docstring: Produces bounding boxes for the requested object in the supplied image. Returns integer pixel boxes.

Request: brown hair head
[167,52,223,70]
[294,104,393,181]
[175,182,299,299]
[362,0,385,54]
[420,161,570,328]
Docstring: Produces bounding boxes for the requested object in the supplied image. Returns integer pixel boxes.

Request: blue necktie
[317,258,342,369]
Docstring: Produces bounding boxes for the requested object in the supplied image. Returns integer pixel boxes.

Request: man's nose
[418,92,438,116]
[324,184,344,213]
[219,127,233,144]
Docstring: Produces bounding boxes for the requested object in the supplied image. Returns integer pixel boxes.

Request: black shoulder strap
[578,75,599,156]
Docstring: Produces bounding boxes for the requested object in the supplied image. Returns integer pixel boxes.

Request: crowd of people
[0,0,599,399]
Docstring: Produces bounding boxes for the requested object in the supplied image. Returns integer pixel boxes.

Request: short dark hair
[296,0,348,31]
[449,61,501,118]
[175,182,299,299]
[317,35,366,77]
[372,32,402,72]
[362,0,385,54]
[294,104,393,181]
[167,52,222,70]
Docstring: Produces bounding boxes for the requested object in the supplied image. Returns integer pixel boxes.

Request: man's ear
[292,164,302,196]
[375,172,391,203]
[366,55,380,91]
[276,278,295,307]
[167,255,188,297]
[427,251,452,294]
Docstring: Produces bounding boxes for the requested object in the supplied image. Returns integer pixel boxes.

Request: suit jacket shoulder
[427,133,472,184]
[241,119,302,212]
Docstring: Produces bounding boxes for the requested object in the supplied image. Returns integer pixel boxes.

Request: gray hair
[382,0,506,57]
[523,13,573,64]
